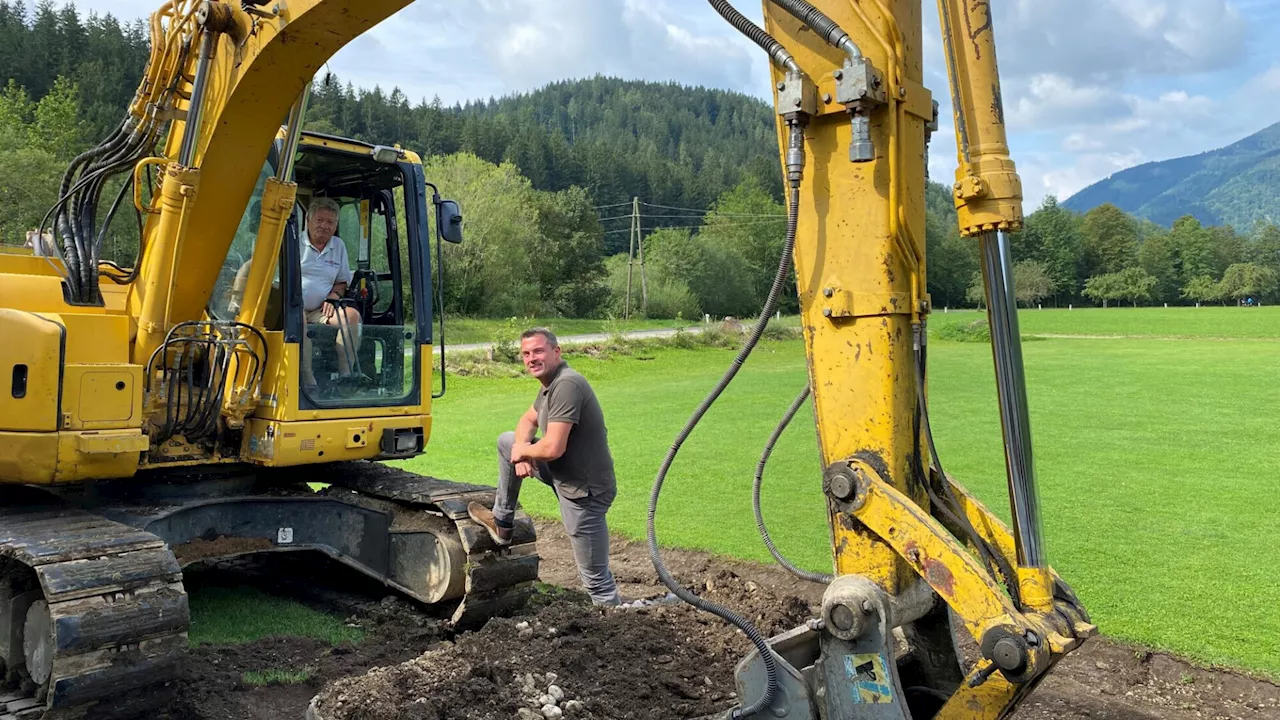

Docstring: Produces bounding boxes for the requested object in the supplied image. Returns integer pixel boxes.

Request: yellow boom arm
[127,0,419,364]
[740,0,1094,717]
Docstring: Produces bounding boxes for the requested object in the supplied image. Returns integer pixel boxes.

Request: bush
[695,326,736,348]
[934,319,991,343]
[603,253,701,320]
[489,317,524,363]
[669,326,700,349]
[642,279,702,320]
[931,319,1043,343]
[445,321,795,377]
[760,323,802,342]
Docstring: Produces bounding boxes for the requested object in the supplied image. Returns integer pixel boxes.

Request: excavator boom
[646,1,1092,718]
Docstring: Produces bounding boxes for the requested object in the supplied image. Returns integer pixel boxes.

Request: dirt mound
[313,571,815,720]
[154,523,1280,720]
[686,568,813,637]
[314,601,739,720]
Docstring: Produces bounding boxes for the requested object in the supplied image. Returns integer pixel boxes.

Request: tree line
[3,1,1278,321]
[926,188,1280,309]
[304,73,783,257]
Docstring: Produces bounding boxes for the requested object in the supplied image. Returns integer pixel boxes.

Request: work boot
[467,502,512,546]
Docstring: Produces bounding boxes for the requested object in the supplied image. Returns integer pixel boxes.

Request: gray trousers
[492,431,620,606]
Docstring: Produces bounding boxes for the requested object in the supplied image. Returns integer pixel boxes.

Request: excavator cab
[210,131,455,413]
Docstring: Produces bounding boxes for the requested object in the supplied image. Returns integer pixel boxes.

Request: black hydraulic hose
[754,384,833,584]
[61,124,129,292]
[54,122,126,280]
[768,0,862,58]
[648,177,801,719]
[913,327,1022,606]
[706,0,800,73]
[94,175,134,274]
[45,150,142,299]
[81,127,155,298]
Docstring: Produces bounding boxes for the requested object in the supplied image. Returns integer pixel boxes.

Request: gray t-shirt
[534,363,615,500]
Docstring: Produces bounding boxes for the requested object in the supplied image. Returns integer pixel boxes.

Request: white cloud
[1002,0,1246,83]
[1038,151,1146,200]
[318,0,763,105]
[1008,74,1122,127]
[924,0,1263,206]
[1232,64,1280,121]
[51,0,768,105]
[46,0,1278,214]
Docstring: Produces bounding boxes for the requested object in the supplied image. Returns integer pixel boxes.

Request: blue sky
[57,0,1280,206]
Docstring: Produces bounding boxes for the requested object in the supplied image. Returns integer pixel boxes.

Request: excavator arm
[683,1,1094,717]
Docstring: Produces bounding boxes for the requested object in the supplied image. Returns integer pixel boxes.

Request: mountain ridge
[1063,121,1280,229]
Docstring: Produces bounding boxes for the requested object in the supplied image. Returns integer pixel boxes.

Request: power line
[640,201,782,215]
[600,219,787,235]
[600,212,785,220]
[641,202,710,213]
[600,201,786,218]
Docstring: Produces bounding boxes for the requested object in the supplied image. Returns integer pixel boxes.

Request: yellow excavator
[0,0,1092,718]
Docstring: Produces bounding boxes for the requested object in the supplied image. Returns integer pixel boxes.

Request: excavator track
[0,464,534,719]
[315,461,540,627]
[0,503,188,720]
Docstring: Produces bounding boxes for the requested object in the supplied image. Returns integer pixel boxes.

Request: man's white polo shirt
[300,231,353,312]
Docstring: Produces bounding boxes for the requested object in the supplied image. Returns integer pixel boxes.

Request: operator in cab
[468,328,622,606]
[300,196,362,388]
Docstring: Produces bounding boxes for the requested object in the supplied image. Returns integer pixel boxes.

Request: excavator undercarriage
[0,464,536,719]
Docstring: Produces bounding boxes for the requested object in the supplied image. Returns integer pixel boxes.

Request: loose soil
[163,519,1280,720]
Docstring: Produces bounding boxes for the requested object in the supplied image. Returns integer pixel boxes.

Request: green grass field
[187,585,364,647]
[931,305,1280,340]
[402,316,1280,676]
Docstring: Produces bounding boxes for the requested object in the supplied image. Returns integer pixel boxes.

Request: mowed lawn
[403,317,1280,676]
[931,304,1280,340]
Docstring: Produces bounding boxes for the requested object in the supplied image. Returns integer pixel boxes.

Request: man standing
[299,197,361,387]
[468,328,621,606]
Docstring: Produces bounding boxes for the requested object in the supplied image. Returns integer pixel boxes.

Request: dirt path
[162,520,1279,719]
[435,326,705,354]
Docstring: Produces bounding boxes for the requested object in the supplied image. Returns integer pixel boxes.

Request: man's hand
[514,461,536,479]
[511,441,532,463]
[321,295,338,320]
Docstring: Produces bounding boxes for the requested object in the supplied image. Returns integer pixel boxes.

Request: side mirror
[436,200,463,244]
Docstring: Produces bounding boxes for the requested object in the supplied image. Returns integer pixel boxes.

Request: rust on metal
[172,535,273,564]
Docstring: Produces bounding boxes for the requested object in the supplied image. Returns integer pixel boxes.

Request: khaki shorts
[305,307,326,324]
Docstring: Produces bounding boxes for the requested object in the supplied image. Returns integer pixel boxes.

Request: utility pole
[625,196,639,320]
[638,208,648,316]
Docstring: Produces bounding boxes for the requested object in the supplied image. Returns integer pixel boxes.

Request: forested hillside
[0,1,147,141]
[2,1,1279,318]
[304,74,783,255]
[1065,121,1280,230]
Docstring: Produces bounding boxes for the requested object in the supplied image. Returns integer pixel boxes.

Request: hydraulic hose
[649,167,801,718]
[767,0,863,60]
[912,325,1021,606]
[706,0,800,73]
[754,384,833,584]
